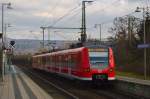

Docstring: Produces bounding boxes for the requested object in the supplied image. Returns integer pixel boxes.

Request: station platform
[117,75,150,86]
[0,65,53,99]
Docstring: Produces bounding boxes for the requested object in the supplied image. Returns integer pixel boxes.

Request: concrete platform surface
[0,65,53,99]
[117,75,150,86]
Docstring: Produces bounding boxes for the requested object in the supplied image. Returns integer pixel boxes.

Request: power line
[55,1,96,27]
[54,8,82,26]
[89,0,121,15]
[140,0,145,7]
[50,1,96,31]
[53,31,73,40]
[47,5,81,27]
[146,0,150,7]
[40,0,63,26]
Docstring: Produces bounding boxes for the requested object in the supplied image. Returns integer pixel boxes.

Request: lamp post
[1,2,12,81]
[135,7,147,79]
[4,23,11,47]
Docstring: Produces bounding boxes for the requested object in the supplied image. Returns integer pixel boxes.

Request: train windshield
[89,49,108,69]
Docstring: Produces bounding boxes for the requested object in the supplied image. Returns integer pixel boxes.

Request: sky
[0,0,149,40]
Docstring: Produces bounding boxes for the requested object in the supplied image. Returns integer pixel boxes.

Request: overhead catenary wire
[139,0,145,7]
[52,31,79,40]
[53,1,96,27]
[148,0,150,6]
[47,0,137,40]
[54,8,82,26]
[88,0,121,15]
[43,0,98,32]
[40,0,63,26]
[46,4,82,27]
[146,0,149,7]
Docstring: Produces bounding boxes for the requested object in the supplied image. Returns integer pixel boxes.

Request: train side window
[38,57,40,65]
[67,55,69,67]
[71,54,77,68]
[50,56,52,66]
[52,55,55,66]
[46,56,48,65]
[54,55,56,67]
[49,56,51,66]
[62,54,65,67]
[55,55,57,66]
[59,55,62,67]
[57,55,59,67]
[64,54,67,67]
[67,55,71,67]
[56,55,60,66]
[40,57,42,65]
[77,52,81,65]
[42,56,46,65]
[48,56,50,65]
[51,55,53,66]
[57,55,59,66]
[70,55,73,67]
[73,54,76,67]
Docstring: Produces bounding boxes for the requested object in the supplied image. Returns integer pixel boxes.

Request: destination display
[88,48,108,52]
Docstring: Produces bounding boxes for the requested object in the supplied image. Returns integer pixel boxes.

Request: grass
[116,71,150,80]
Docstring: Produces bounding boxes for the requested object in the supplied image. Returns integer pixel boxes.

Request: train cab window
[89,49,109,69]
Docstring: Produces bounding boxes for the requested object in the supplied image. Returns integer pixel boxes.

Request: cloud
[0,0,148,40]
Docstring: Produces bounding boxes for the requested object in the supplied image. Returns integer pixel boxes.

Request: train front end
[88,47,115,82]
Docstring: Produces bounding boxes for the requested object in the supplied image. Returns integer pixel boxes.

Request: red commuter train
[32,46,115,82]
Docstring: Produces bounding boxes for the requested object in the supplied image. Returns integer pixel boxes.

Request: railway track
[19,66,146,99]
[18,66,79,99]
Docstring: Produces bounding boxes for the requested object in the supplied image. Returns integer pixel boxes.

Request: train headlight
[109,68,113,72]
[84,68,91,72]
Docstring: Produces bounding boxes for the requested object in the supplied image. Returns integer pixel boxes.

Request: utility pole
[81,1,93,43]
[143,9,147,80]
[40,27,46,48]
[4,23,11,47]
[47,29,51,51]
[135,6,150,79]
[1,2,12,81]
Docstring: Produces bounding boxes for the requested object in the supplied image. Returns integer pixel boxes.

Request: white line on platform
[11,65,17,73]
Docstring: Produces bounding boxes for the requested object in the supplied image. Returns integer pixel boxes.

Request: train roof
[85,45,109,48]
[33,46,110,57]
[33,47,86,57]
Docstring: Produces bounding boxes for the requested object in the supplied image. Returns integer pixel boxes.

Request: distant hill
[1,38,113,55]
[4,39,77,55]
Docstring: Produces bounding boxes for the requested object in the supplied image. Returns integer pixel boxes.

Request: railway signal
[10,40,15,46]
